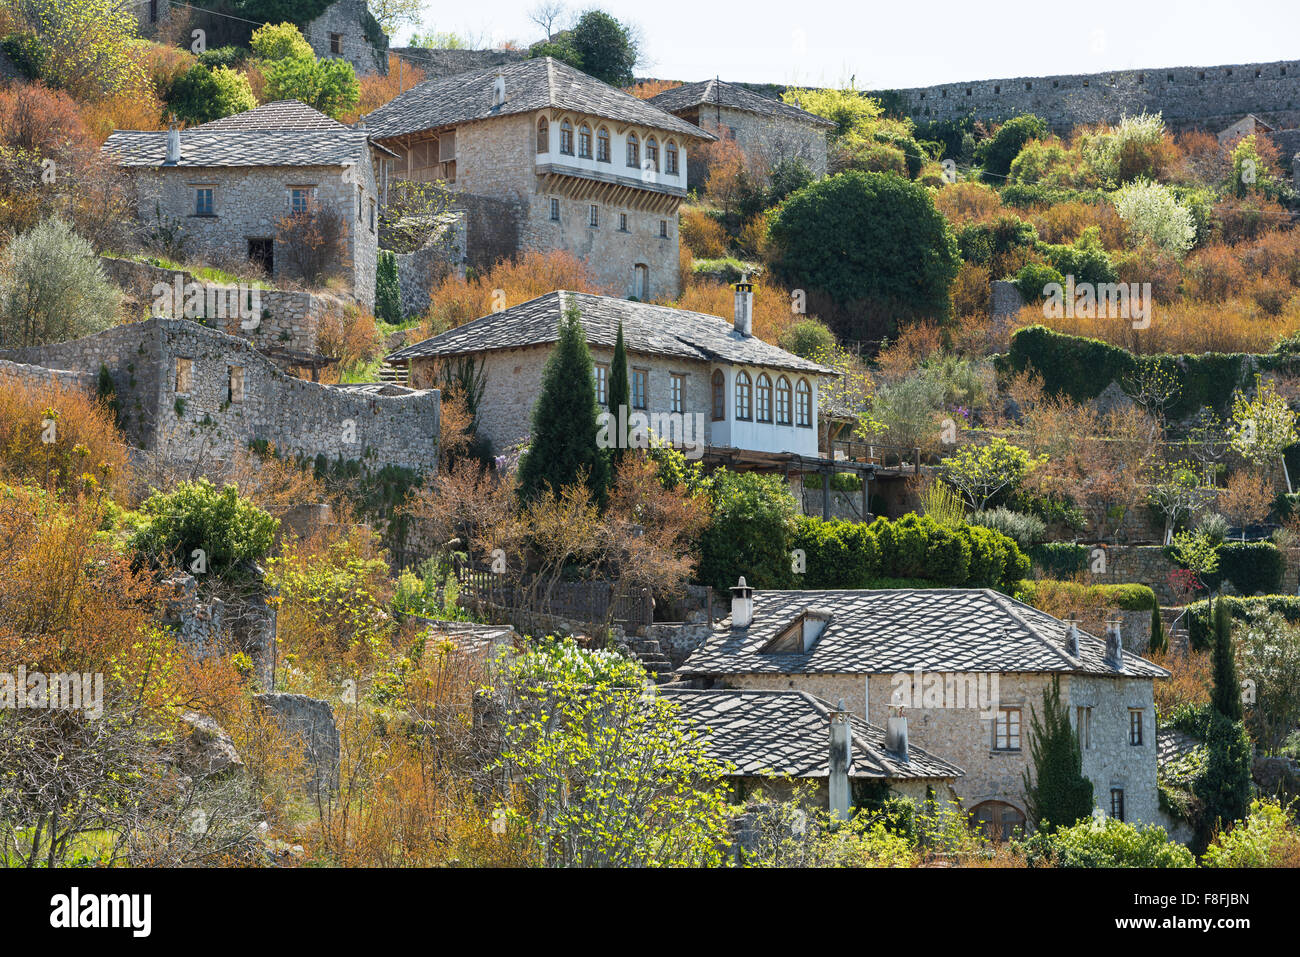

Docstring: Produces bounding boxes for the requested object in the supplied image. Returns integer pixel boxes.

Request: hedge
[996,325,1300,420]
[1013,580,1157,611]
[1165,541,1285,596]
[1029,542,1090,577]
[1184,595,1300,650]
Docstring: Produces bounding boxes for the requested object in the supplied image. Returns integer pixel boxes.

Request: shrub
[866,513,1027,591]
[778,318,836,359]
[1012,262,1066,303]
[1184,594,1300,649]
[791,517,880,587]
[975,114,1049,181]
[1167,541,1285,597]
[1028,542,1090,577]
[165,64,257,125]
[130,479,279,576]
[1018,815,1194,867]
[1039,227,1118,286]
[970,508,1045,549]
[1013,580,1156,612]
[1202,797,1300,867]
[1113,179,1196,257]
[374,249,402,325]
[697,469,799,591]
[679,208,728,259]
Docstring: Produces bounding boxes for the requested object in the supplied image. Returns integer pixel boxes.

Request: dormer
[761,608,833,653]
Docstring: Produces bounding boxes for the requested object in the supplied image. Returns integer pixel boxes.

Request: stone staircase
[378,359,409,385]
[626,635,674,684]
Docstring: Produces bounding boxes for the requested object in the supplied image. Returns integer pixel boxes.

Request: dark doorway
[247,238,273,276]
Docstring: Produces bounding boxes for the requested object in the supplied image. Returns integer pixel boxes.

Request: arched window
[578,124,592,159]
[756,373,772,423]
[645,136,659,172]
[536,117,549,153]
[626,132,639,168]
[711,369,725,421]
[559,119,574,155]
[665,140,679,175]
[775,376,792,425]
[970,801,1026,842]
[597,127,610,162]
[795,378,812,427]
[735,371,752,421]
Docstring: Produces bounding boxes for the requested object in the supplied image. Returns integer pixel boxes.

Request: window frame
[559,119,574,155]
[1129,709,1144,746]
[994,707,1022,752]
[735,370,753,421]
[290,187,312,215]
[578,124,592,159]
[227,364,245,404]
[593,363,608,406]
[626,132,639,168]
[1076,706,1093,749]
[670,373,685,413]
[665,140,679,175]
[631,368,648,410]
[175,357,194,395]
[588,204,599,228]
[756,373,773,423]
[618,212,628,232]
[1110,787,1125,821]
[536,117,550,153]
[645,136,659,172]
[711,369,726,421]
[775,376,792,425]
[550,197,560,222]
[194,187,214,216]
[596,127,610,163]
[795,377,813,428]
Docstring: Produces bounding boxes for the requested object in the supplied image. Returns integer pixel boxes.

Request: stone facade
[390,47,526,80]
[305,0,388,76]
[126,159,380,309]
[390,212,465,317]
[723,669,1161,827]
[0,319,440,475]
[880,59,1300,133]
[680,104,828,190]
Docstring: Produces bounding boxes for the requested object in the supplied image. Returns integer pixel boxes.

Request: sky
[406,0,1300,90]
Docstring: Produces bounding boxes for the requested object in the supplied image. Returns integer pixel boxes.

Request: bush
[778,318,836,359]
[791,517,880,587]
[679,208,728,259]
[1013,580,1157,612]
[130,479,279,576]
[969,508,1045,549]
[1184,594,1300,649]
[1012,262,1066,302]
[1202,798,1300,867]
[1018,815,1194,868]
[165,64,257,126]
[869,513,1027,591]
[1113,179,1196,257]
[375,250,402,325]
[975,114,1049,182]
[1167,541,1285,597]
[697,470,799,590]
[1028,542,1090,577]
[1040,227,1117,287]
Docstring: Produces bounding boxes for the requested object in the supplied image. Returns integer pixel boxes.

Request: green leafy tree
[6,0,146,97]
[533,10,638,86]
[1202,798,1300,867]
[251,22,359,119]
[1211,599,1243,722]
[374,250,402,325]
[778,318,835,360]
[975,114,1049,182]
[130,479,279,577]
[1228,375,1298,484]
[607,320,630,465]
[1018,815,1194,867]
[697,470,798,590]
[1194,709,1254,851]
[166,65,258,126]
[1236,609,1300,754]
[939,437,1038,511]
[517,303,611,505]
[1023,676,1094,831]
[767,171,960,330]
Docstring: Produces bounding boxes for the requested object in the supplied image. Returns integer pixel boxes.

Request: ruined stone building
[648,78,834,189]
[103,101,395,308]
[362,57,714,299]
[304,0,389,77]
[0,318,439,474]
[385,285,833,461]
[680,585,1170,836]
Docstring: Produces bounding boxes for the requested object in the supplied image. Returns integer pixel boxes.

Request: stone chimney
[885,706,909,763]
[492,71,506,107]
[1064,619,1080,657]
[1104,619,1124,670]
[165,123,181,164]
[828,700,852,822]
[730,576,753,629]
[733,275,753,337]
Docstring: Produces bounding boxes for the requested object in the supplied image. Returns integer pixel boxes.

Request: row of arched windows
[712,370,812,427]
[537,117,680,174]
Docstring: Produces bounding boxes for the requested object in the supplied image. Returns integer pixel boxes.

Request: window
[775,376,792,425]
[1076,706,1093,749]
[711,369,725,421]
[645,136,659,172]
[1129,709,1144,746]
[597,127,610,162]
[290,188,311,214]
[994,707,1021,751]
[971,801,1025,841]
[670,373,684,413]
[735,371,752,421]
[665,140,679,175]
[536,117,549,153]
[756,373,772,422]
[626,132,639,168]
[588,204,598,228]
[633,263,648,299]
[1110,788,1125,821]
[194,187,214,216]
[175,357,193,394]
[578,124,592,159]
[632,369,648,409]
[357,184,363,221]
[795,378,812,427]
[330,33,343,55]
[550,197,560,221]
[618,213,628,232]
[559,119,574,155]
[227,365,244,404]
[593,363,608,405]
[369,199,375,233]
[659,219,668,238]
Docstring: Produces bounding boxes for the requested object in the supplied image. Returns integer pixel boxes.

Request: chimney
[165,123,181,164]
[885,707,909,763]
[828,700,852,822]
[730,576,753,629]
[1104,619,1124,670]
[1064,619,1080,657]
[733,275,753,337]
[492,71,506,108]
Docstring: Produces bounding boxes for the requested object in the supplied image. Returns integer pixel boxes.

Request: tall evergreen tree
[608,320,630,466]
[1149,601,1167,654]
[1023,675,1094,831]
[375,250,402,325]
[1211,600,1243,721]
[517,303,611,505]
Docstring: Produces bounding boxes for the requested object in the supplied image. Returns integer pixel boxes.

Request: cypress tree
[517,302,611,506]
[608,320,631,465]
[1210,600,1243,722]
[1023,675,1094,831]
[375,250,402,325]
[1149,601,1167,654]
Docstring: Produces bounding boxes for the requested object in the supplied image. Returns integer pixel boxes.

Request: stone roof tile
[648,78,837,128]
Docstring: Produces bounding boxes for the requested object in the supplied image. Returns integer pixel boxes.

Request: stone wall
[101,256,345,357]
[254,693,340,793]
[1084,543,1300,604]
[0,358,96,394]
[391,212,465,317]
[989,280,1025,320]
[684,104,828,190]
[878,58,1300,133]
[390,47,526,80]
[0,319,440,475]
[305,0,387,76]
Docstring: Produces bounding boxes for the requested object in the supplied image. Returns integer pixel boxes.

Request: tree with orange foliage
[624,78,681,99]
[1217,470,1274,540]
[673,274,803,345]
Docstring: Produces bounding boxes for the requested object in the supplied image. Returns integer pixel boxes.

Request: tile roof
[660,687,962,780]
[386,290,835,374]
[362,56,712,142]
[102,128,376,169]
[680,588,1170,679]
[1157,727,1205,767]
[648,79,837,129]
[193,100,351,132]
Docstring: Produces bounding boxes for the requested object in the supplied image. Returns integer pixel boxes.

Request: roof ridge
[989,590,1082,670]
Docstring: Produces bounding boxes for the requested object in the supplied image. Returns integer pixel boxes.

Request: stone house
[385,285,834,460]
[679,584,1170,835]
[362,57,715,299]
[305,0,389,77]
[647,79,834,189]
[103,101,395,308]
[0,318,439,474]
[1217,113,1275,146]
[660,688,962,814]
